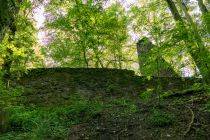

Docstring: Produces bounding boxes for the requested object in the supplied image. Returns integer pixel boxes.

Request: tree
[131,0,185,76]
[46,0,128,68]
[0,0,21,42]
[0,0,39,80]
[197,0,209,14]
[196,0,210,33]
[164,0,210,82]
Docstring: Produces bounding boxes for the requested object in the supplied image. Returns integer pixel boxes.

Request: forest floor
[0,68,210,140]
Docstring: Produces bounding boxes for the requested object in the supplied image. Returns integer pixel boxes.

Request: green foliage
[140,88,154,101]
[148,109,176,127]
[204,100,210,112]
[46,0,128,68]
[191,83,205,90]
[0,85,24,108]
[183,82,210,95]
[0,94,103,139]
[0,0,41,77]
[0,73,25,135]
[1,0,210,139]
[131,0,210,78]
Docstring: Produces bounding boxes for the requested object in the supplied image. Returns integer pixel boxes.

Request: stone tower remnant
[136,37,178,77]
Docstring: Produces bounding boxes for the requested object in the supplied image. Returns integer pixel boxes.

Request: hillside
[1,68,210,140]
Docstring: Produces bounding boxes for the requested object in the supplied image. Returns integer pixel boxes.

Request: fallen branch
[161,88,205,99]
[186,96,208,104]
[184,106,194,136]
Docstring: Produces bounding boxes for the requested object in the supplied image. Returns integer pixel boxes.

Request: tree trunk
[2,16,17,80]
[196,0,210,33]
[197,0,209,14]
[164,0,183,21]
[0,0,21,42]
[1,0,19,79]
[177,1,204,47]
[164,0,210,82]
[0,0,9,42]
[178,1,210,81]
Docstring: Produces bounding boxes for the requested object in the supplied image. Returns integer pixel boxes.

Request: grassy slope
[0,68,210,140]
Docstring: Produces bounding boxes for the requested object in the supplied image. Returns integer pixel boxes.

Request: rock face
[136,37,178,77]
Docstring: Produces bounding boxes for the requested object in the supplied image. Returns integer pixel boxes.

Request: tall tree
[164,0,210,82]
[131,0,189,76]
[197,0,209,14]
[196,0,210,33]
[0,0,19,78]
[0,0,21,42]
[164,0,183,21]
[0,0,38,79]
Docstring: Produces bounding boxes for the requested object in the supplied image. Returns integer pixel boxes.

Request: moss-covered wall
[17,68,202,106]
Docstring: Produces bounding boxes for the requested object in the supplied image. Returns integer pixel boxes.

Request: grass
[0,94,103,140]
[105,98,138,114]
[0,95,140,140]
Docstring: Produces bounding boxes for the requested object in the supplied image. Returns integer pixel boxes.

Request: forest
[0,0,210,139]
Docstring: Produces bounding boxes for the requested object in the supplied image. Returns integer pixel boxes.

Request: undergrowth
[105,98,138,115]
[0,93,139,140]
[148,109,176,127]
[0,93,103,140]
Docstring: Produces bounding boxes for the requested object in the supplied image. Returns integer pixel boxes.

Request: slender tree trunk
[2,14,17,80]
[164,0,183,21]
[93,47,104,68]
[197,0,209,14]
[94,35,104,68]
[177,1,204,47]
[164,0,210,82]
[1,0,20,78]
[196,0,210,33]
[0,0,20,42]
[178,1,210,81]
[0,0,9,42]
[0,27,6,43]
[82,47,89,68]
